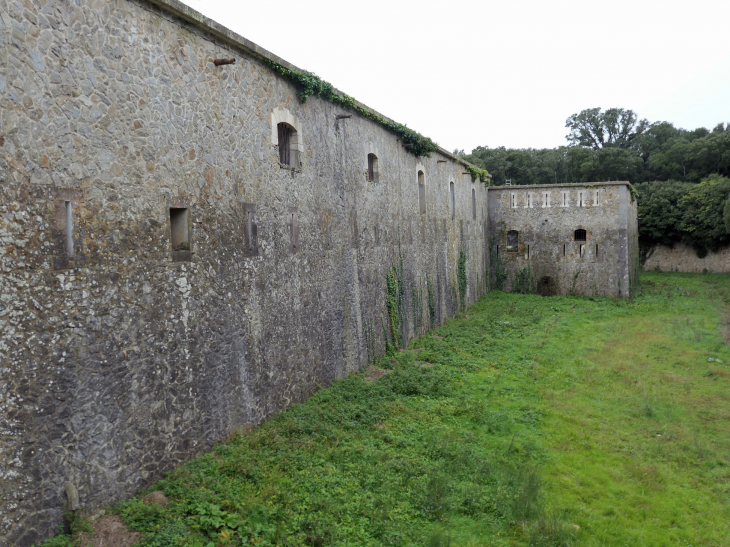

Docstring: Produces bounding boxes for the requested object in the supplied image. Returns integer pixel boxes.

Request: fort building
[0,0,635,544]
[487,182,639,297]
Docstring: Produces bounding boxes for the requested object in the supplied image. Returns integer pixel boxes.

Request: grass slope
[44,272,730,547]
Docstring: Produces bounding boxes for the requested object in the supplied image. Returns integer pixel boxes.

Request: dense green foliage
[39,272,730,546]
[461,110,729,187]
[264,61,439,158]
[636,175,730,256]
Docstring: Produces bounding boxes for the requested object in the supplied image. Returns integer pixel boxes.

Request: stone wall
[487,183,638,298]
[643,243,730,273]
[0,0,488,544]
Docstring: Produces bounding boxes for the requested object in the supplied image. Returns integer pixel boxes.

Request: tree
[634,180,692,247]
[679,174,730,255]
[565,108,650,150]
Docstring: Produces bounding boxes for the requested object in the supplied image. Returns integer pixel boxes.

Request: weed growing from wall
[489,241,507,291]
[427,277,437,328]
[458,248,468,311]
[569,269,582,296]
[386,254,406,349]
[412,283,424,336]
[512,267,533,294]
[364,318,378,363]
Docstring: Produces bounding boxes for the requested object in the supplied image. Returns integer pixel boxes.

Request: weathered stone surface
[0,0,488,544]
[643,243,730,273]
[487,183,639,297]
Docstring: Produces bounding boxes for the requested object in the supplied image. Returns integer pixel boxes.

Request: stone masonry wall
[643,243,730,273]
[487,183,637,298]
[0,0,488,543]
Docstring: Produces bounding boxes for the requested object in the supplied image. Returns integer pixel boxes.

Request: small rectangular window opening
[526,244,530,259]
[418,171,426,214]
[578,191,584,207]
[595,244,599,257]
[277,123,292,165]
[594,189,600,206]
[496,245,499,256]
[562,192,568,207]
[170,207,189,251]
[543,192,550,207]
[368,153,378,182]
[65,201,74,256]
[563,244,566,257]
[579,244,584,258]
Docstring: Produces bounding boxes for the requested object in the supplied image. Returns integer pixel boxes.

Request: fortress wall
[643,244,730,273]
[0,0,488,543]
[487,184,637,298]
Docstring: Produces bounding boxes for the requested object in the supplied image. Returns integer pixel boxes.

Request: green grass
[45,272,730,546]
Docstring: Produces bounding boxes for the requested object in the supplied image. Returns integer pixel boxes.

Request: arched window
[277,122,299,167]
[574,229,587,241]
[472,188,476,219]
[418,171,426,214]
[368,153,379,182]
[507,230,519,250]
[450,181,455,219]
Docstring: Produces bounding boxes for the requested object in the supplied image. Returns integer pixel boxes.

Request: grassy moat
[45,272,730,547]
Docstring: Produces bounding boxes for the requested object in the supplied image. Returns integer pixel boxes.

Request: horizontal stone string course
[0,0,488,544]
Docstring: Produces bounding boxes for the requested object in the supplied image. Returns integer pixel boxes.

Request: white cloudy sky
[187,0,730,152]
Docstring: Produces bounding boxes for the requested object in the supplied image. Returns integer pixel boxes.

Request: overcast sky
[187,0,730,152]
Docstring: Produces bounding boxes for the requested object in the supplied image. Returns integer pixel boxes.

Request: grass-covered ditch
[44,272,730,546]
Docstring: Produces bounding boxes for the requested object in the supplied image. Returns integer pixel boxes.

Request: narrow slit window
[578,191,584,207]
[368,153,378,182]
[511,192,517,208]
[526,244,530,259]
[472,189,476,219]
[563,244,566,257]
[580,244,584,258]
[450,182,455,219]
[562,191,568,207]
[418,171,426,214]
[594,189,600,206]
[595,243,599,257]
[574,228,587,242]
[170,207,190,251]
[496,245,499,256]
[543,192,550,207]
[65,201,74,257]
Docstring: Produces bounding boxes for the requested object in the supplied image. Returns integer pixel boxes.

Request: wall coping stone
[486,181,632,190]
[143,0,479,171]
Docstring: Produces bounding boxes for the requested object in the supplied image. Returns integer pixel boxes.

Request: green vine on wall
[457,249,468,311]
[265,60,439,157]
[464,164,491,183]
[427,277,437,328]
[385,254,406,350]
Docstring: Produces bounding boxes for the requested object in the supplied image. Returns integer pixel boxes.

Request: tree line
[459,108,730,256]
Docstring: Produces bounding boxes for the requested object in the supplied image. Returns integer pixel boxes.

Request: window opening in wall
[578,191,584,207]
[450,182,455,219]
[506,230,519,251]
[526,244,530,259]
[594,189,600,206]
[472,188,476,219]
[170,207,189,251]
[543,192,550,207]
[368,153,378,182]
[418,171,426,214]
[562,191,568,207]
[580,244,585,258]
[65,201,74,257]
[595,244,599,257]
[511,192,517,208]
[563,244,566,257]
[527,193,533,208]
[496,245,499,256]
[574,228,587,241]
[276,122,299,167]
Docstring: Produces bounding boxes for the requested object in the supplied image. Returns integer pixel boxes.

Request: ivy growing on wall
[464,164,491,183]
[457,248,468,311]
[265,60,440,157]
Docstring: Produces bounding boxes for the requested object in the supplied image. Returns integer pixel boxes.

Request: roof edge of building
[486,181,632,190]
[143,0,482,172]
